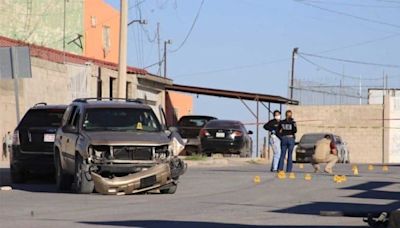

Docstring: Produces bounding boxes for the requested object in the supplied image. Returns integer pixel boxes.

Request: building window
[102,26,111,57]
[90,16,97,28]
[126,82,132,99]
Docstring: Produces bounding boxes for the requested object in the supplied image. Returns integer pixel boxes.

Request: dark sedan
[199,120,253,157]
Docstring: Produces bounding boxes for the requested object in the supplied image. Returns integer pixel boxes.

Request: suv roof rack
[73,98,143,104]
[34,102,47,106]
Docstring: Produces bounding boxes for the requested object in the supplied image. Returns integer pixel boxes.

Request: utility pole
[63,0,68,63]
[163,40,171,78]
[117,0,128,98]
[290,47,298,100]
[157,23,161,76]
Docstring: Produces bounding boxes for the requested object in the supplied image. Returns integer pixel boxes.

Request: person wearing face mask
[277,110,297,173]
[263,110,282,172]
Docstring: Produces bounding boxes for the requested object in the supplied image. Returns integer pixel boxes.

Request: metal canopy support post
[256,98,259,158]
[267,102,271,160]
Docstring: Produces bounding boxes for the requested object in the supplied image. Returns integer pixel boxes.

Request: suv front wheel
[73,153,94,194]
[10,165,25,184]
[55,150,73,191]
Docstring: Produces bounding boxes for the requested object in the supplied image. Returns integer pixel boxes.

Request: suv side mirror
[248,130,253,135]
[169,126,178,133]
[63,125,78,133]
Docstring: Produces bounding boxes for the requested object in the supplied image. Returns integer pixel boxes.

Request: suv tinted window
[19,109,65,128]
[83,108,161,132]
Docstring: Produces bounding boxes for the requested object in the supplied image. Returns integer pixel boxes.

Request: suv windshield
[300,134,326,144]
[20,109,65,128]
[83,108,161,132]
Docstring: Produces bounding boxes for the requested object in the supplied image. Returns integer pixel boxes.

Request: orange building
[83,0,193,124]
[84,0,120,63]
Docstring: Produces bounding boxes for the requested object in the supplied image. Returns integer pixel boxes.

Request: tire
[73,153,94,194]
[160,183,177,194]
[10,165,25,184]
[55,151,73,191]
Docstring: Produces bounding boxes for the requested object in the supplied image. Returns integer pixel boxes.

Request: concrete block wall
[288,104,384,164]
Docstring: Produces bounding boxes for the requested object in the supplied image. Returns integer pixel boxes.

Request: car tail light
[199,128,210,137]
[231,131,243,138]
[12,130,20,145]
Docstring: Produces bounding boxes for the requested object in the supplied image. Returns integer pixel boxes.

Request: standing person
[312,134,338,174]
[277,110,297,173]
[263,110,281,172]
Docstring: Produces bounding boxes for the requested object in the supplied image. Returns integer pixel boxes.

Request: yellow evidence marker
[299,164,304,169]
[382,165,389,172]
[352,165,359,176]
[253,175,261,184]
[368,164,374,171]
[277,171,286,179]
[289,172,296,179]
[304,173,312,181]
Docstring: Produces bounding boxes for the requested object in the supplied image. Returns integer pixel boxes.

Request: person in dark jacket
[263,110,281,172]
[277,110,297,173]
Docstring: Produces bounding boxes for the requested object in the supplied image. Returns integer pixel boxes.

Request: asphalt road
[0,162,399,228]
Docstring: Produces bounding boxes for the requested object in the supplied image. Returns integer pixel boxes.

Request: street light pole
[117,0,128,99]
[290,47,298,100]
[163,40,171,78]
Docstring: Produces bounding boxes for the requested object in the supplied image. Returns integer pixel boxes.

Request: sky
[105,0,400,145]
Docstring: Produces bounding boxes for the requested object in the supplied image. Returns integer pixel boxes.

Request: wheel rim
[75,157,83,191]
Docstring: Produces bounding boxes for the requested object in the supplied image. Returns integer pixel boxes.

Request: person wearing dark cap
[277,110,297,173]
[263,110,281,172]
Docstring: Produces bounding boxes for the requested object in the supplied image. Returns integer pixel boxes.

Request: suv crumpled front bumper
[91,158,187,195]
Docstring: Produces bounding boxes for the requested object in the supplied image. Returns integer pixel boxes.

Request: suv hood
[85,131,170,146]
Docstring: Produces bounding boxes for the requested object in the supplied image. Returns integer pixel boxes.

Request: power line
[174,57,289,78]
[294,0,400,29]
[299,52,400,68]
[300,0,400,8]
[297,54,385,81]
[169,0,205,53]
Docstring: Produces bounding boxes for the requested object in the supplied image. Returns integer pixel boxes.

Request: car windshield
[178,117,215,127]
[300,134,326,144]
[83,108,161,132]
[20,109,65,128]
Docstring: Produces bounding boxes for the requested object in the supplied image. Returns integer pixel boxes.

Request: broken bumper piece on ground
[91,163,172,195]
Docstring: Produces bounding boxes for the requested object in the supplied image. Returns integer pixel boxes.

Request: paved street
[0,162,399,228]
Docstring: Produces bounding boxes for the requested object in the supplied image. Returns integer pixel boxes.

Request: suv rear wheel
[55,150,73,191]
[73,153,94,194]
[10,165,25,184]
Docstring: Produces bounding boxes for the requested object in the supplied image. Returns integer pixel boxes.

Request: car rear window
[19,109,65,128]
[300,134,326,144]
[205,120,241,129]
[178,117,215,127]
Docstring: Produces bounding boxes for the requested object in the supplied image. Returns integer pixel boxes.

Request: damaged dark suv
[54,98,186,195]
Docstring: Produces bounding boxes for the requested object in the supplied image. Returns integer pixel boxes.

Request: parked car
[295,133,350,163]
[199,120,253,157]
[54,98,186,195]
[10,103,67,183]
[176,115,217,154]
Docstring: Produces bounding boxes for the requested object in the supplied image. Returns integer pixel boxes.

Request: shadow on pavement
[272,181,400,217]
[0,167,58,193]
[78,220,365,228]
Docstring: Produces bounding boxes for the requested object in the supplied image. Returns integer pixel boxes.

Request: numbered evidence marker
[352,165,359,176]
[368,164,374,171]
[277,171,286,179]
[304,173,312,181]
[382,165,389,172]
[253,175,261,184]
[289,172,296,179]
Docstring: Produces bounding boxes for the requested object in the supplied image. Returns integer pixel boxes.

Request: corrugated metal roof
[0,36,147,75]
[165,84,298,104]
